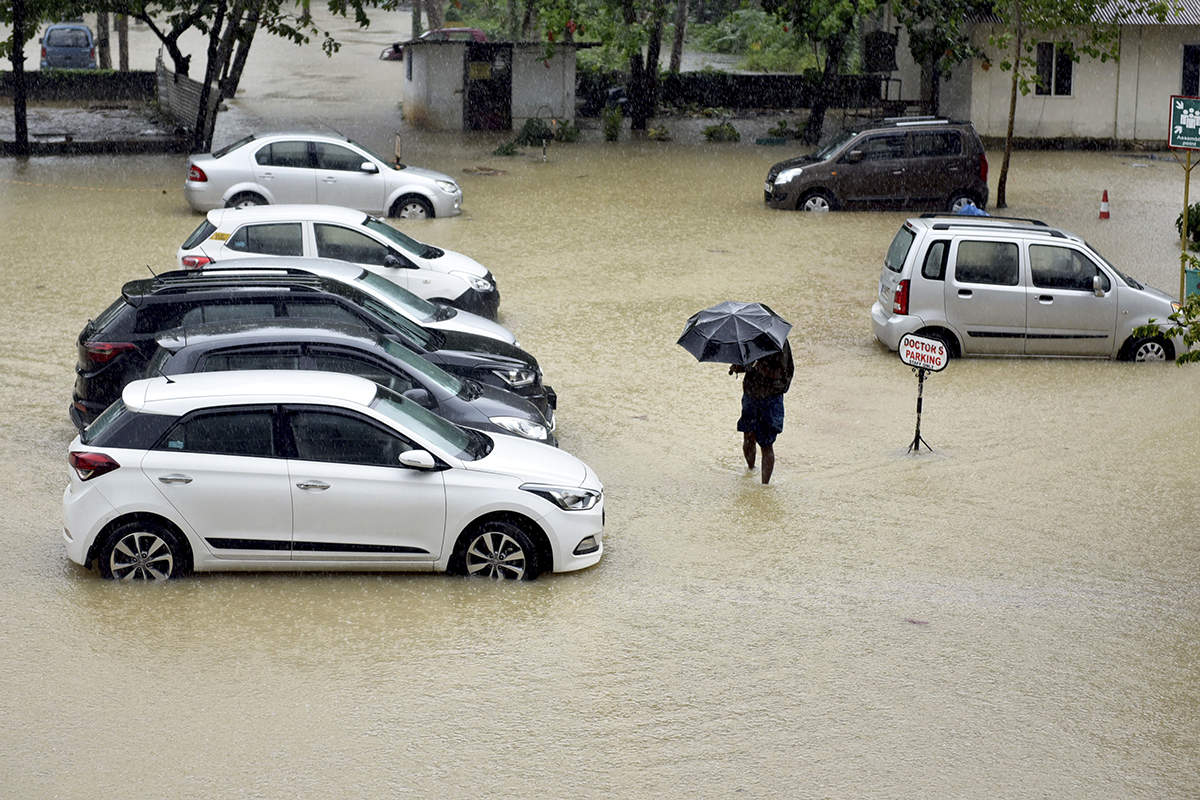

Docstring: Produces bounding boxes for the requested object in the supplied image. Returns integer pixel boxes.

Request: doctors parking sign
[898,333,948,372]
[1169,95,1200,150]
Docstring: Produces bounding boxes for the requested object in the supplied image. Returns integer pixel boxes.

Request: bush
[648,125,672,141]
[553,118,580,142]
[703,121,740,142]
[767,119,804,139]
[492,140,518,156]
[514,117,554,146]
[689,8,813,73]
[602,105,622,142]
[1175,201,1200,250]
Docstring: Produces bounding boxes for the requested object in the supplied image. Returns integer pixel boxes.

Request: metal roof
[1096,0,1200,24]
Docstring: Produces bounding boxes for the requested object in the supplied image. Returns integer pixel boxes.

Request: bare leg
[760,444,775,484]
[742,432,757,469]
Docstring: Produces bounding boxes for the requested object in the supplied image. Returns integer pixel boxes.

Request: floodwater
[3,12,1200,799]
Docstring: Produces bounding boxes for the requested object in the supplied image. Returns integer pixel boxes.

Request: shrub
[1175,201,1200,250]
[492,140,518,156]
[703,121,740,142]
[514,117,554,146]
[767,119,804,139]
[648,125,672,141]
[553,118,580,142]
[602,105,622,141]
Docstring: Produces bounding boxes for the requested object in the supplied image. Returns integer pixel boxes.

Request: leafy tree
[1,0,86,155]
[762,0,879,143]
[891,0,984,114]
[1133,256,1200,364]
[983,0,1173,207]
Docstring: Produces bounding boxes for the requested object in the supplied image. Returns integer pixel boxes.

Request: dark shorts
[737,393,785,446]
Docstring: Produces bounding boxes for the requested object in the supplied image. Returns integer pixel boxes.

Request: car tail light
[979,153,989,182]
[188,164,208,182]
[84,341,137,364]
[89,46,96,62]
[69,451,120,481]
[893,279,910,315]
[41,45,47,59]
[181,255,212,269]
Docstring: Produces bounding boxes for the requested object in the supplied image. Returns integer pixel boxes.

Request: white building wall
[401,43,465,130]
[511,44,576,126]
[1121,26,1197,140]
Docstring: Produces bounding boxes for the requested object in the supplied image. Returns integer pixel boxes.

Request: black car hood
[463,382,548,425]
[770,153,822,172]
[438,330,538,368]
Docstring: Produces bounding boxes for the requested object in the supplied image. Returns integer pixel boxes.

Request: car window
[954,241,1020,286]
[227,223,303,257]
[214,134,255,159]
[158,407,276,458]
[312,143,367,172]
[1029,245,1111,292]
[884,226,915,273]
[254,141,311,168]
[182,220,217,250]
[309,350,416,394]
[911,131,962,157]
[287,409,413,466]
[314,224,393,266]
[46,29,90,47]
[921,240,949,280]
[282,299,366,326]
[178,302,277,327]
[200,348,303,372]
[850,133,906,161]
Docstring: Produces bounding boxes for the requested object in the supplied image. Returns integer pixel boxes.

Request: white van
[178,204,500,318]
[871,216,1185,361]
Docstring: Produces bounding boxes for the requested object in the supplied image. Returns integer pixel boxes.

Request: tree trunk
[669,0,689,73]
[10,0,29,157]
[220,3,262,99]
[412,0,424,39]
[96,11,112,69]
[804,33,847,145]
[507,0,519,40]
[117,15,129,71]
[192,0,229,152]
[996,16,1022,209]
[520,0,537,39]
[426,0,444,31]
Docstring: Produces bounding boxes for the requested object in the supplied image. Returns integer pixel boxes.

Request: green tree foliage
[891,0,985,113]
[1133,256,1200,365]
[690,8,813,72]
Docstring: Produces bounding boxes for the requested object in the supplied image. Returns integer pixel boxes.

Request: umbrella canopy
[677,301,792,366]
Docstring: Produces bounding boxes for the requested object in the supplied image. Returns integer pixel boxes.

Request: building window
[1036,42,1073,96]
[1184,45,1200,96]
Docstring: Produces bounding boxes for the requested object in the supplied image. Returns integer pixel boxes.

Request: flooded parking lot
[2,140,1197,798]
[3,12,1199,794]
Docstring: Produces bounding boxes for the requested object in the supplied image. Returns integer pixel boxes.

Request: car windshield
[80,399,127,445]
[355,268,438,323]
[885,225,915,273]
[321,282,436,348]
[381,336,463,395]
[814,129,859,160]
[1084,241,1143,289]
[351,139,404,171]
[370,385,492,460]
[363,216,441,259]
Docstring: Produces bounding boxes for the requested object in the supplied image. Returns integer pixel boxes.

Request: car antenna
[154,365,175,384]
[146,264,158,277]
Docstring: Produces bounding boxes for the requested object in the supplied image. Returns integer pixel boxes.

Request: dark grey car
[764,117,989,213]
[146,320,557,445]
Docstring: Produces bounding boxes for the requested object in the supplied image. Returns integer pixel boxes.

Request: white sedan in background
[184,132,462,219]
[178,205,500,318]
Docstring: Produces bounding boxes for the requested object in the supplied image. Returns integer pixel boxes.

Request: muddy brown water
[3,13,1200,798]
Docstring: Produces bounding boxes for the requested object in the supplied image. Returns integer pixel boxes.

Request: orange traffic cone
[1099,190,1110,219]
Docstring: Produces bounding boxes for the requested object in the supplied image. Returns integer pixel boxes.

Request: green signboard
[1169,95,1200,150]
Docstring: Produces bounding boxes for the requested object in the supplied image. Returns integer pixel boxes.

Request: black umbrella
[677,301,792,366]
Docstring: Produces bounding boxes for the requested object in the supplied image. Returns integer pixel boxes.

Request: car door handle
[958,289,973,298]
[157,474,193,485]
[892,170,904,175]
[322,176,338,184]
[259,171,273,179]
[296,480,330,491]
[1038,295,1054,303]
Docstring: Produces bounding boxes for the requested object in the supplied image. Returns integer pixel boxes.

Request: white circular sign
[898,333,949,372]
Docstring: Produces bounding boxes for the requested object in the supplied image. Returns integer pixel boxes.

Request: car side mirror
[383,253,413,269]
[401,387,434,408]
[1093,274,1104,297]
[844,150,864,164]
[398,449,437,469]
[360,161,379,174]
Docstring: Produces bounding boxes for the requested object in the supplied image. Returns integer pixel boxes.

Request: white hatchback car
[64,371,604,581]
[184,132,462,219]
[178,205,499,318]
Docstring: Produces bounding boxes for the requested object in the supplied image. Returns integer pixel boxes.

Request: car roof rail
[918,213,1049,226]
[927,220,1068,239]
[123,272,327,298]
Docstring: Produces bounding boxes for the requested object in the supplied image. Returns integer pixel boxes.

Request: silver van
[870,216,1185,361]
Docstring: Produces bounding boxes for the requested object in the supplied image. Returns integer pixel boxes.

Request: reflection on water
[2,84,1199,800]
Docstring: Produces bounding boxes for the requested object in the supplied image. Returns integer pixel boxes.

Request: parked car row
[66,198,604,583]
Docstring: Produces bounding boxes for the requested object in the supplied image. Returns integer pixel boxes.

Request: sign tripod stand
[896,333,948,454]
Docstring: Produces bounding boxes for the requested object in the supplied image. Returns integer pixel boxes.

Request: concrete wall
[401,43,466,130]
[511,44,575,126]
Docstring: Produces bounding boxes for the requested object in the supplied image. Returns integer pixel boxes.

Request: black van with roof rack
[764,117,989,213]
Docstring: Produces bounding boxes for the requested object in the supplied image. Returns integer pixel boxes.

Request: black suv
[765,117,989,212]
[72,271,555,430]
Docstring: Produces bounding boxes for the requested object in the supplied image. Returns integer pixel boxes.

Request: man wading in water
[729,340,794,484]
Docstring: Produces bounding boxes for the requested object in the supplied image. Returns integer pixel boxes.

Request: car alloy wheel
[463,525,533,580]
[948,194,976,213]
[801,192,832,212]
[104,528,176,580]
[393,197,433,219]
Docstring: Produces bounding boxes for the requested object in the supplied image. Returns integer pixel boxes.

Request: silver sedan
[184,131,463,219]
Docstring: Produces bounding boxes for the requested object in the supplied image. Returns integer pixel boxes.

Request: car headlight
[451,271,493,292]
[521,484,602,511]
[774,167,803,184]
[435,180,459,194]
[490,416,549,440]
[1171,301,1182,313]
[488,366,537,388]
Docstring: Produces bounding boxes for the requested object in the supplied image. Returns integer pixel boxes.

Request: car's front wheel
[391,195,434,219]
[1127,335,1172,363]
[454,520,540,580]
[97,520,188,581]
[227,192,267,209]
[799,190,834,212]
